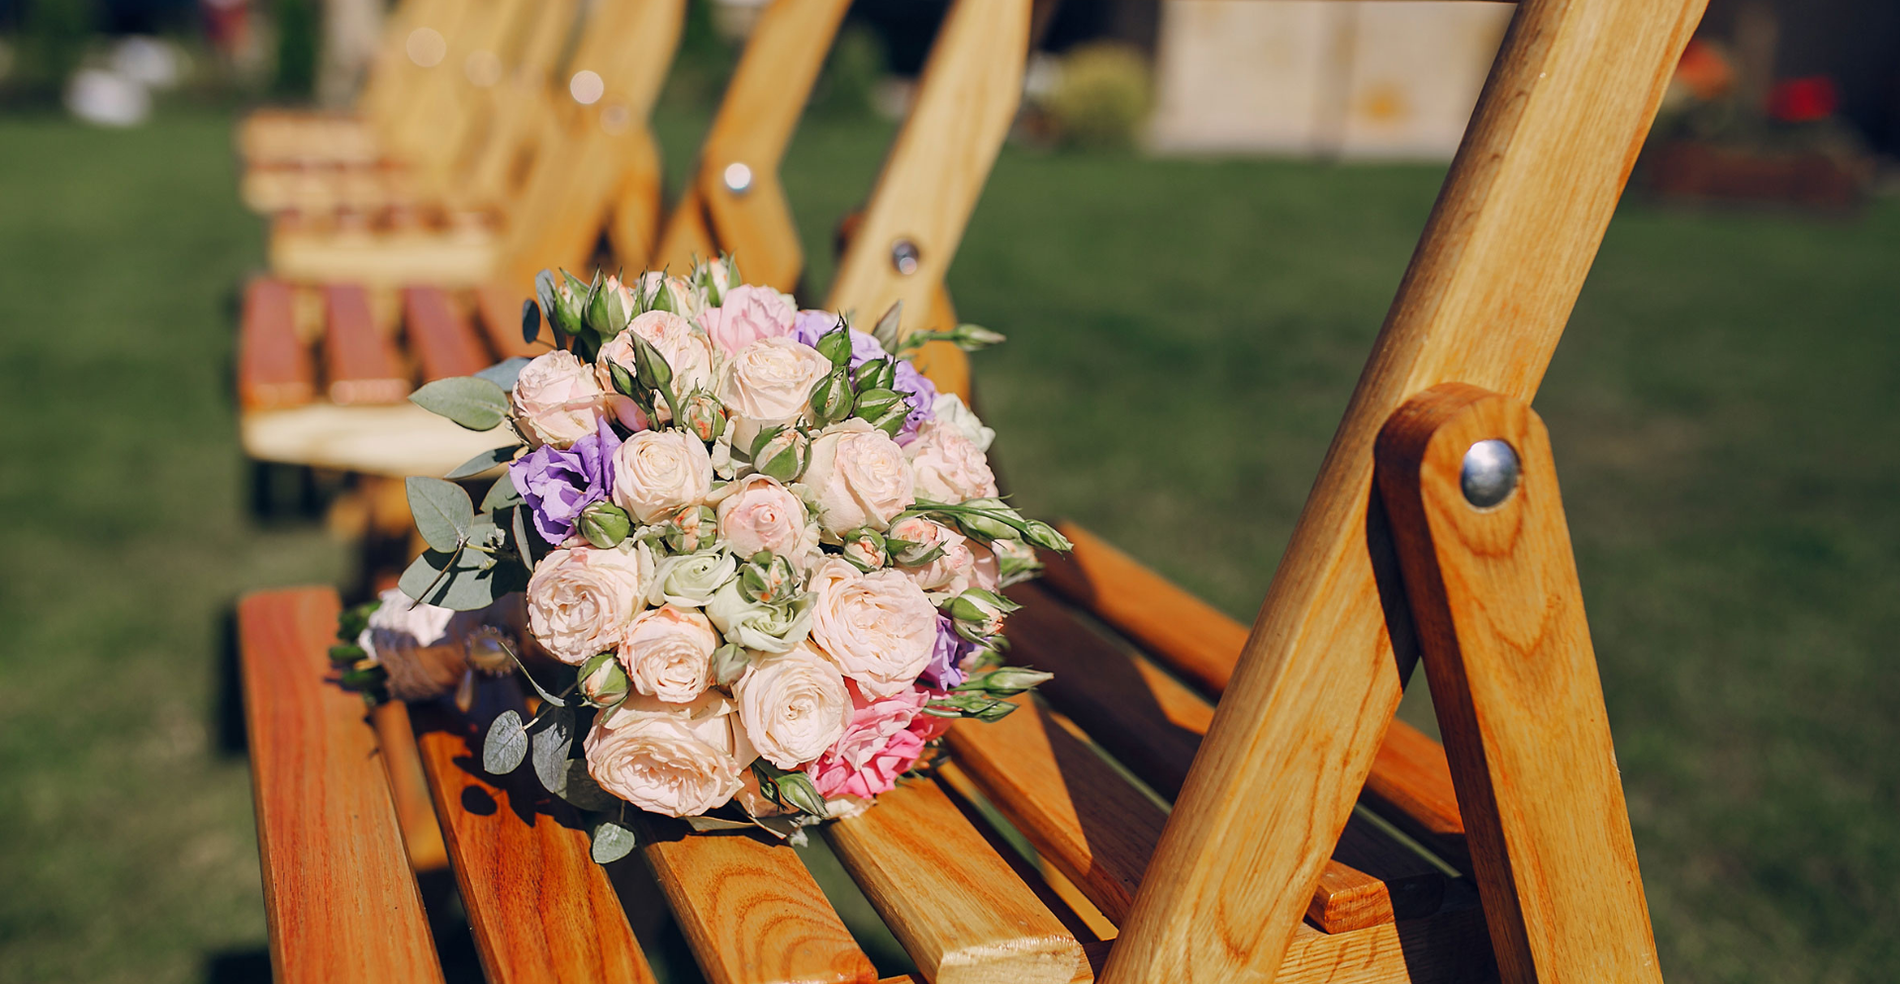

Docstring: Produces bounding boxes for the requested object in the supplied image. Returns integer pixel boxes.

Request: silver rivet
[1461,439,1520,508]
[890,238,921,276]
[722,162,753,194]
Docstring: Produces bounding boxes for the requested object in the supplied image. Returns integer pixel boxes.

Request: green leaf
[482,710,528,774]
[510,502,540,571]
[406,477,474,552]
[531,705,577,797]
[482,473,524,511]
[474,357,532,392]
[447,445,521,480]
[398,548,528,611]
[558,759,621,812]
[590,818,638,864]
[409,376,510,431]
[521,298,543,345]
[871,300,903,355]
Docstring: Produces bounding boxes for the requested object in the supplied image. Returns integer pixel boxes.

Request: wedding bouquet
[328,257,1069,859]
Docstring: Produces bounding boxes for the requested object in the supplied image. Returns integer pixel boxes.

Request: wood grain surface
[368,699,449,871]
[474,281,553,360]
[322,283,409,404]
[636,816,877,984]
[1375,384,1661,984]
[411,687,658,984]
[237,277,315,410]
[402,285,491,381]
[826,776,1083,984]
[1098,0,1706,977]
[238,588,444,984]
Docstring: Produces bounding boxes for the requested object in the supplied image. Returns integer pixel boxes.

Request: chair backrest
[450,0,588,212]
[1091,0,1708,980]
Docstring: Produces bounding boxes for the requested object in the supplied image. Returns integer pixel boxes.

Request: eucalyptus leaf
[589,818,638,864]
[483,472,525,511]
[406,477,474,552]
[530,706,577,797]
[398,548,528,611]
[447,444,522,480]
[558,759,621,812]
[409,376,510,431]
[474,357,532,392]
[510,501,539,571]
[522,298,543,345]
[871,300,903,355]
[482,710,529,774]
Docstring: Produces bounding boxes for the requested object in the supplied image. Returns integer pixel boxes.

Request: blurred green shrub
[13,0,96,100]
[1045,42,1152,151]
[809,23,885,119]
[272,0,318,99]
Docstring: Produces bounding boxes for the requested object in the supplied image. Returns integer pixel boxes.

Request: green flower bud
[739,553,799,605]
[808,367,854,427]
[815,324,854,368]
[664,504,718,554]
[851,387,906,422]
[753,427,810,483]
[854,358,896,393]
[757,765,828,818]
[956,666,1053,697]
[990,538,1043,587]
[694,254,736,308]
[579,501,632,548]
[1020,520,1073,552]
[579,652,631,706]
[679,389,728,443]
[840,528,888,571]
[630,330,674,394]
[710,642,751,687]
[948,588,1018,640]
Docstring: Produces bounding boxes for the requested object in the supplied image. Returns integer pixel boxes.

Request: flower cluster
[364,258,1068,854]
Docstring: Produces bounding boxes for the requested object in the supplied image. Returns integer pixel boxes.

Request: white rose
[525,542,653,665]
[734,641,851,769]
[716,474,820,567]
[585,691,754,817]
[806,558,937,697]
[619,604,720,703]
[512,350,609,448]
[598,310,719,409]
[930,393,995,452]
[716,337,831,451]
[904,420,998,504]
[611,430,714,524]
[802,419,915,535]
[647,548,738,608]
[704,579,814,653]
[887,516,993,601]
[702,284,796,356]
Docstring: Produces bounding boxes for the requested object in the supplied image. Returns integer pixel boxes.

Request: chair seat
[239,525,1497,984]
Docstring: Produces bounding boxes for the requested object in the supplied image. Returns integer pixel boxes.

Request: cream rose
[512,350,609,448]
[734,641,851,769]
[702,284,796,355]
[585,691,755,816]
[716,337,831,451]
[802,419,916,535]
[716,474,819,567]
[598,310,719,404]
[525,542,653,665]
[887,516,995,601]
[619,604,720,703]
[611,430,714,524]
[931,392,995,452]
[704,579,813,653]
[647,548,738,608]
[806,558,938,697]
[904,420,998,504]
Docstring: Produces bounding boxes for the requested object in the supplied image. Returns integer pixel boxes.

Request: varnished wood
[238,588,444,984]
[412,690,659,984]
[368,700,450,871]
[826,776,1084,983]
[637,818,877,984]
[238,277,315,411]
[323,283,410,404]
[1099,0,1706,978]
[1375,384,1661,984]
[402,285,492,380]
[1036,528,1469,870]
[475,282,552,360]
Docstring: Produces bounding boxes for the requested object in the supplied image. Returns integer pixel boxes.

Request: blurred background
[0,0,1896,981]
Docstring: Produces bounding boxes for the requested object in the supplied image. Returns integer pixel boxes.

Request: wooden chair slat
[1037,525,1469,869]
[999,585,1449,931]
[637,818,878,984]
[475,282,552,361]
[237,588,444,984]
[403,285,493,381]
[322,283,410,404]
[411,697,658,984]
[368,701,450,871]
[825,776,1085,984]
[237,277,315,411]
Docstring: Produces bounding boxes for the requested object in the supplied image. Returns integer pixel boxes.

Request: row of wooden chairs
[238,0,1704,979]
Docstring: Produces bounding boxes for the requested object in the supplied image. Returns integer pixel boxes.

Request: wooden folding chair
[237,0,1704,980]
[239,0,584,218]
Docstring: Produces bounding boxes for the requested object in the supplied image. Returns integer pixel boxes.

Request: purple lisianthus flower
[507,416,622,545]
[790,309,845,348]
[792,308,938,442]
[921,612,969,690]
[891,359,938,444]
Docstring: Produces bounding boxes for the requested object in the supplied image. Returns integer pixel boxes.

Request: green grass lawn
[1,105,1896,983]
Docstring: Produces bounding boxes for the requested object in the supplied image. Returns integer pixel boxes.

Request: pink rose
[618,604,719,703]
[611,430,714,524]
[806,558,937,697]
[803,419,916,535]
[715,474,819,567]
[701,284,795,355]
[886,516,997,601]
[598,310,719,409]
[803,683,934,799]
[904,420,998,504]
[511,350,609,448]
